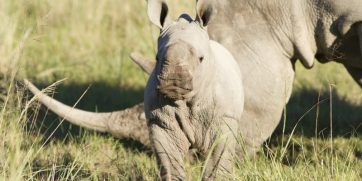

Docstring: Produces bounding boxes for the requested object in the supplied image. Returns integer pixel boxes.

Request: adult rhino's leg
[208,24,296,157]
[237,55,295,157]
[202,117,238,181]
[344,65,362,88]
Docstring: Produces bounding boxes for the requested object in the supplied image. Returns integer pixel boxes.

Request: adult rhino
[26,0,362,170]
[205,0,362,155]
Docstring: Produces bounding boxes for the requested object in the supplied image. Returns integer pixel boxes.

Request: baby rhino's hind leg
[202,117,238,180]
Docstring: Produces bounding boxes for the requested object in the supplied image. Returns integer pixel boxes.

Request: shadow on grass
[273,87,362,138]
[26,81,361,153]
[266,87,362,165]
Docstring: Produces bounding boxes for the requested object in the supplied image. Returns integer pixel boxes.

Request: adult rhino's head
[147,0,214,100]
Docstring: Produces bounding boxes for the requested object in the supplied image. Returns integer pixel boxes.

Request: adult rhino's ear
[338,19,362,58]
[147,0,169,29]
[291,2,317,69]
[358,23,362,57]
[196,0,214,27]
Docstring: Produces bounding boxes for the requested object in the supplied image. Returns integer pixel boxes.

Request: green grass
[0,0,361,180]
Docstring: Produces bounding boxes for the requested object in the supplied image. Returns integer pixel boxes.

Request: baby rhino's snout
[157,42,195,100]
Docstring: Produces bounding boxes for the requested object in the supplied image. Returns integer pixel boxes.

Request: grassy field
[0,0,361,180]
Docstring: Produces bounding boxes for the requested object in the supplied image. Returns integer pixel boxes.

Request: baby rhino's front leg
[149,117,191,181]
[202,117,238,180]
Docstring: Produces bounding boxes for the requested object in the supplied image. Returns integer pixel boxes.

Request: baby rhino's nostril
[157,65,193,100]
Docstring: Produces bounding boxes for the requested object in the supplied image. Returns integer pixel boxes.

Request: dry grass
[0,0,361,180]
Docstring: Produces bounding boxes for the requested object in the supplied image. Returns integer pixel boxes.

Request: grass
[0,0,361,180]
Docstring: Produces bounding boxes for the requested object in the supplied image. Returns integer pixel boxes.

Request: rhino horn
[24,79,151,147]
[129,52,155,75]
[358,24,362,57]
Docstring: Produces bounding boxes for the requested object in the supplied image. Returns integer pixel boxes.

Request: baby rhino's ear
[196,0,214,27]
[147,0,169,29]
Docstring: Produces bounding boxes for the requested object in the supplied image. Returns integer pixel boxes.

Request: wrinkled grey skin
[144,0,244,179]
[202,0,362,156]
[25,0,362,179]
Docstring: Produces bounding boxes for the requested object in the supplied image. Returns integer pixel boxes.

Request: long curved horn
[129,52,155,75]
[24,79,151,147]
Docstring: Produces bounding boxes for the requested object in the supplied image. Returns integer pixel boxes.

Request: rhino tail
[24,79,151,147]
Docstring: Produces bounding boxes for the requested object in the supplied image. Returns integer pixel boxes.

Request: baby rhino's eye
[199,56,204,63]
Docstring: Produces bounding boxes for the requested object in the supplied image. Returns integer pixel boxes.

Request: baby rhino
[144,0,244,180]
